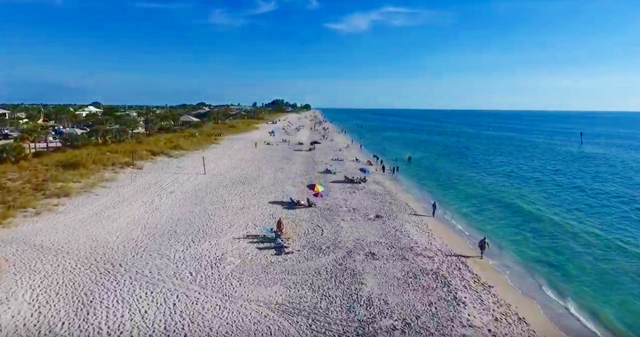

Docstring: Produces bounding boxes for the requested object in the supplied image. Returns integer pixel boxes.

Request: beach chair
[261,226,278,239]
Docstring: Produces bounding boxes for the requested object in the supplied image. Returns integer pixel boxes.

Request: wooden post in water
[202,156,206,175]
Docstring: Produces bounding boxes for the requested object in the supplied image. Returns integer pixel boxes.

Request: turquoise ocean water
[321,109,640,337]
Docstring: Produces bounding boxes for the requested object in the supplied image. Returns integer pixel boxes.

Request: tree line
[0,100,311,164]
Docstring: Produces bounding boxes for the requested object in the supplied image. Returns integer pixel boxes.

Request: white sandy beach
[0,111,563,336]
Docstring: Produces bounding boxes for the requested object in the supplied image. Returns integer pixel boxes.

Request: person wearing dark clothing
[431,201,437,217]
[382,165,386,173]
[408,156,412,162]
[380,160,384,166]
[391,167,395,176]
[255,142,257,148]
[396,166,399,173]
[478,237,490,259]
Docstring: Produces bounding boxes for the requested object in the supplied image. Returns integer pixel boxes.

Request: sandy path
[1,112,543,336]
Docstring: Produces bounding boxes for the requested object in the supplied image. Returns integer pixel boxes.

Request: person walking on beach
[431,201,437,217]
[382,165,386,174]
[478,237,489,259]
[255,142,257,149]
[392,167,396,176]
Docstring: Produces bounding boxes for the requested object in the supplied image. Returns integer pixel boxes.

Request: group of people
[290,197,315,208]
[371,155,401,176]
[280,117,494,259]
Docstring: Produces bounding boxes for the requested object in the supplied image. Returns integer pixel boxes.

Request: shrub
[0,143,28,164]
[60,133,94,148]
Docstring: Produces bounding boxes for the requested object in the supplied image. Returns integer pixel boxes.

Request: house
[193,108,210,114]
[0,108,11,119]
[228,109,246,116]
[0,109,25,119]
[75,106,103,117]
[116,110,139,118]
[179,115,201,124]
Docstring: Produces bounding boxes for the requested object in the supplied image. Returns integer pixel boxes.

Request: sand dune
[0,112,549,336]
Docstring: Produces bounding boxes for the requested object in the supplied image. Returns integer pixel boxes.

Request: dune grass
[0,119,268,225]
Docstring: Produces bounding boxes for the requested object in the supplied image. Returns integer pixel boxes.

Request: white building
[179,115,201,123]
[0,108,11,119]
[76,106,103,117]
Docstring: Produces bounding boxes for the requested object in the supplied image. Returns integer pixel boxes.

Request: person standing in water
[391,167,396,176]
[478,237,490,259]
[408,156,412,162]
[431,201,437,217]
[580,132,583,145]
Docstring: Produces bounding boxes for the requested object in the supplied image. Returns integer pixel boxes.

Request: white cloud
[325,6,449,33]
[246,0,277,15]
[280,0,318,10]
[208,1,277,27]
[209,9,248,27]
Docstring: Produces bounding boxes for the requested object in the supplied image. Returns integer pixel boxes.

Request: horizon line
[319,108,640,113]
[1,103,639,113]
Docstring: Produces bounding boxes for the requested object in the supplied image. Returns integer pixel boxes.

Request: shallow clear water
[321,109,640,337]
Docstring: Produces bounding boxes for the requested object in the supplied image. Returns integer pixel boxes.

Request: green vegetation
[0,99,310,225]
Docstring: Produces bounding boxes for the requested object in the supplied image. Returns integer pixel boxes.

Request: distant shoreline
[317,108,640,113]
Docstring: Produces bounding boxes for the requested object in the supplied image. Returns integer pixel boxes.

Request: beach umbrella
[307,183,325,193]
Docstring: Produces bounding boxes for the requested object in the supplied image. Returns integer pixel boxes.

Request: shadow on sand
[268,201,312,210]
[445,253,479,259]
[410,212,431,217]
[317,171,337,175]
[329,180,360,184]
[236,234,292,256]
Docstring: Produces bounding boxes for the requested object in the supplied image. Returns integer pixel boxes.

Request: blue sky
[0,0,638,110]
